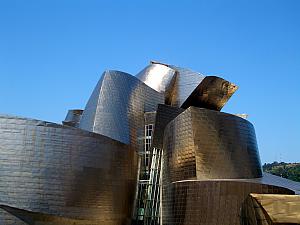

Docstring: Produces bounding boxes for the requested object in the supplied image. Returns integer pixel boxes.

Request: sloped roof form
[181,76,238,110]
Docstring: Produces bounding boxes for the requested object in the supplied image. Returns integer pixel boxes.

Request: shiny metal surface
[62,109,83,127]
[0,205,99,225]
[162,180,294,225]
[136,62,238,112]
[136,63,176,93]
[166,65,205,107]
[0,62,297,225]
[240,194,300,225]
[79,70,164,148]
[256,172,300,194]
[162,106,262,183]
[0,114,138,225]
[181,76,238,110]
[152,104,184,150]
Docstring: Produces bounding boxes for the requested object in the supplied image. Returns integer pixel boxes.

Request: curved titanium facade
[0,115,137,225]
[136,63,176,93]
[162,106,262,183]
[151,104,184,150]
[79,70,164,147]
[162,180,294,225]
[0,61,297,225]
[166,65,205,107]
[181,76,238,110]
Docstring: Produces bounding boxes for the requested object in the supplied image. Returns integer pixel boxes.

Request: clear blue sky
[0,0,299,163]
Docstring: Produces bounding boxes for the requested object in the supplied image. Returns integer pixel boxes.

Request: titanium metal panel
[166,65,205,107]
[62,109,83,128]
[0,115,138,225]
[180,76,238,111]
[79,70,164,149]
[136,63,176,93]
[162,180,294,225]
[151,104,185,150]
[251,172,300,194]
[0,208,26,225]
[162,106,262,184]
[0,205,99,225]
[240,194,300,225]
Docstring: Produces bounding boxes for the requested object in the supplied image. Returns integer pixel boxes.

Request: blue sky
[0,0,299,163]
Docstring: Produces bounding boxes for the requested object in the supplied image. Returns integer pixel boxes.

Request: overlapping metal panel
[162,106,262,184]
[162,180,294,225]
[0,62,298,225]
[136,63,176,93]
[240,193,300,225]
[151,104,184,150]
[79,70,164,149]
[180,76,238,110]
[0,115,138,225]
[62,109,83,128]
[166,65,205,107]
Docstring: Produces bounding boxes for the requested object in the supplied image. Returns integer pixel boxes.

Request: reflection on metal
[180,76,238,110]
[165,65,205,107]
[162,106,262,183]
[162,180,295,225]
[62,109,83,127]
[152,104,184,150]
[0,115,137,225]
[256,172,300,194]
[79,70,164,147]
[136,63,176,93]
[0,61,298,225]
[241,194,300,225]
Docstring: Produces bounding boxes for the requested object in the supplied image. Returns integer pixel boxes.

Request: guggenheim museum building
[0,61,299,225]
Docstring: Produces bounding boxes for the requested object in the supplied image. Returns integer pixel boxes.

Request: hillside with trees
[263,162,300,182]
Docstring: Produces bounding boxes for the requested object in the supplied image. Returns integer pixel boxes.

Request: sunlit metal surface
[241,194,300,225]
[79,70,164,148]
[152,104,184,150]
[162,180,294,225]
[181,76,238,110]
[166,65,205,107]
[0,62,298,225]
[159,104,299,225]
[0,115,137,225]
[252,172,300,194]
[136,63,176,93]
[162,106,262,183]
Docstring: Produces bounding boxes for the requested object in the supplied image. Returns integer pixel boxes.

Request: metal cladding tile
[162,109,196,184]
[62,109,83,128]
[152,104,185,150]
[0,114,138,225]
[251,172,300,194]
[161,180,294,225]
[166,65,206,107]
[162,106,262,184]
[0,205,103,225]
[180,76,238,111]
[0,208,26,225]
[136,62,176,93]
[79,70,164,150]
[240,193,300,224]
